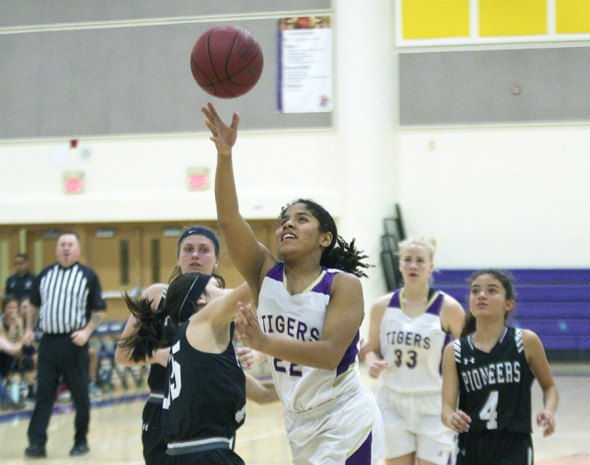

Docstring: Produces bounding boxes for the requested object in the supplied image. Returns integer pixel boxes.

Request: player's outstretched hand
[202,102,239,157]
[234,303,267,351]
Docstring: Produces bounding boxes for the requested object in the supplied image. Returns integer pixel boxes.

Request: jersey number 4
[479,390,499,429]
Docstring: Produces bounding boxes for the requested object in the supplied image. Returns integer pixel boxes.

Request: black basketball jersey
[147,287,169,393]
[454,327,534,434]
[162,321,246,443]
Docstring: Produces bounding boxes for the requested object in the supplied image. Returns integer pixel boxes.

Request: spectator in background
[0,297,23,409]
[0,296,25,383]
[0,334,20,409]
[5,253,36,303]
[23,232,107,459]
[15,299,38,401]
[4,252,37,400]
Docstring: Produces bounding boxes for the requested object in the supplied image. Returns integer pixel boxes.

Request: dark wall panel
[0,18,331,138]
[399,48,590,126]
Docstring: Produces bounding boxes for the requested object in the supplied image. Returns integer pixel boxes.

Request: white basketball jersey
[378,289,452,394]
[257,262,362,413]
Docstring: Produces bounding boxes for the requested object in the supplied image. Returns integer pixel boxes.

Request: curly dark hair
[280,199,371,277]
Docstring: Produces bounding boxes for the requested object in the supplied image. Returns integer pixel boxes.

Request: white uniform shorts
[375,385,455,465]
[285,386,384,465]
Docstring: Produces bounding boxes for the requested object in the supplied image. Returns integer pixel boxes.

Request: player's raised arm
[202,103,274,295]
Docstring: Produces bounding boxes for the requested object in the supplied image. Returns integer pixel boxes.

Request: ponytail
[322,236,371,278]
[118,294,172,363]
[281,198,372,277]
[460,312,477,338]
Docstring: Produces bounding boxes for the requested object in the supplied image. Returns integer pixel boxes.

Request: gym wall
[0,0,331,139]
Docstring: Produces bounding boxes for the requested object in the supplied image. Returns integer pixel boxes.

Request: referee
[23,231,107,458]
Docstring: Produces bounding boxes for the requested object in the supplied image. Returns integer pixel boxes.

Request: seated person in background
[1,297,24,377]
[0,334,21,409]
[0,297,24,408]
[17,299,39,401]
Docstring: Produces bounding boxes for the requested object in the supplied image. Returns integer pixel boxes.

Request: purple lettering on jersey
[261,315,272,333]
[286,317,296,337]
[295,320,308,340]
[276,315,285,332]
[310,327,320,341]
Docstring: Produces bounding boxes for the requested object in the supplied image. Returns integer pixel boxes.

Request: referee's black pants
[27,333,90,447]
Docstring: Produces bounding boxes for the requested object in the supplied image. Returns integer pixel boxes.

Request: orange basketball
[190,25,264,98]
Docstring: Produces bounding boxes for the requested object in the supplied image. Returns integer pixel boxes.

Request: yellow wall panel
[402,0,470,39]
[480,0,547,36]
[556,0,590,33]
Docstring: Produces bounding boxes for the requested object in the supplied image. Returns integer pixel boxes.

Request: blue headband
[177,226,220,257]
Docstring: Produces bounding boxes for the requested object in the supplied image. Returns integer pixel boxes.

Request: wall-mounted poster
[278,16,332,113]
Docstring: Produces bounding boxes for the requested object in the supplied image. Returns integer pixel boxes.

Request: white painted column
[334,0,399,333]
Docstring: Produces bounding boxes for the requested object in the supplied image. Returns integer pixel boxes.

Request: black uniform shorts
[457,430,533,465]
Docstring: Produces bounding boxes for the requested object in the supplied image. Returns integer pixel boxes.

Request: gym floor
[0,365,589,464]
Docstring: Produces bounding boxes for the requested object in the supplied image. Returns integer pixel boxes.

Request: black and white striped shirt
[30,262,107,334]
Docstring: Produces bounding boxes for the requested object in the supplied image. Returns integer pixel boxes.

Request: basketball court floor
[1,365,589,464]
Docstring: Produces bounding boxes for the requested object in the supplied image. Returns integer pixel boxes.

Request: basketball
[190,25,264,99]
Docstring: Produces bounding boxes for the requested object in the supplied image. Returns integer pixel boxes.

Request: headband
[178,274,212,324]
[177,226,220,257]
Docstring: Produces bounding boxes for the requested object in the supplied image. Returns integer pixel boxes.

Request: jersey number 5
[273,357,302,377]
[479,390,499,429]
[163,342,182,409]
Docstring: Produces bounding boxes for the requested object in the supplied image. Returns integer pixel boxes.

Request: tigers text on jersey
[378,289,452,394]
[162,321,246,444]
[454,327,534,434]
[257,262,361,413]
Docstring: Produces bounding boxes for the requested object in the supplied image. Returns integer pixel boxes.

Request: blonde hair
[398,236,437,260]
